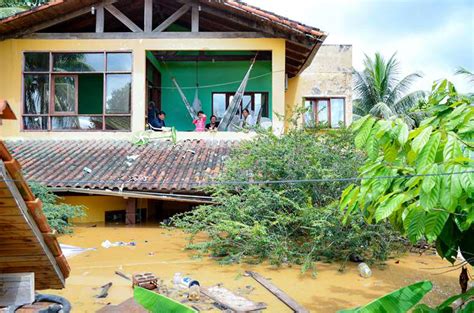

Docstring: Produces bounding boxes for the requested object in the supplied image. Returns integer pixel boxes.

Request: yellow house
[0,0,352,224]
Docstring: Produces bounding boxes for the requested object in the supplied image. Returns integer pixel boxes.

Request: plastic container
[358,262,372,278]
[172,273,200,289]
[188,283,200,301]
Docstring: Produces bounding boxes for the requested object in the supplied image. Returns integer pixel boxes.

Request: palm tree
[353,52,425,127]
[455,67,474,83]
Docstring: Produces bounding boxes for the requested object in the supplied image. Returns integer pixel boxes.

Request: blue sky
[247,0,474,92]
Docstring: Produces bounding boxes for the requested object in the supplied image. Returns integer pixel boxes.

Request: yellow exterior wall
[285,44,353,128]
[0,38,286,139]
[63,195,127,223]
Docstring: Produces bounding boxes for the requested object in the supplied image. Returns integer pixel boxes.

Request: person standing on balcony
[193,111,207,132]
[241,108,255,128]
[148,101,166,131]
[206,115,220,131]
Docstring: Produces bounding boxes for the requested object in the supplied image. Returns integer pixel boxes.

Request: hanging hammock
[218,56,257,131]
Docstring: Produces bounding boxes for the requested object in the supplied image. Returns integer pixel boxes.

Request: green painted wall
[156,60,272,131]
[78,74,103,114]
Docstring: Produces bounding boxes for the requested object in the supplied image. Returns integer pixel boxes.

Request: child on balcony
[193,111,207,132]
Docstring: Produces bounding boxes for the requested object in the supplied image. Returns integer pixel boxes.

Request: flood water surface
[45,226,464,312]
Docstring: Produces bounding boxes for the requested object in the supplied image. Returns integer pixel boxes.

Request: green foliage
[338,280,433,313]
[353,52,425,127]
[0,0,47,19]
[29,183,85,234]
[134,287,197,313]
[172,128,404,268]
[413,287,474,313]
[341,79,474,265]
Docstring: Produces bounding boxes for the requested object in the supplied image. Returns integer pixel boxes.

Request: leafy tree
[0,0,47,19]
[353,52,425,127]
[172,128,404,268]
[340,79,474,265]
[29,182,85,234]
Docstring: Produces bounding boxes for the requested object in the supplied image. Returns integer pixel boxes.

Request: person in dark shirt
[148,101,166,131]
[205,115,220,131]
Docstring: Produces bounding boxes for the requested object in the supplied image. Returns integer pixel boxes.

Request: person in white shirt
[241,108,255,128]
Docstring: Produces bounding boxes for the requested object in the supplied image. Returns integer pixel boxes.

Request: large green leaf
[397,123,409,145]
[424,210,449,242]
[338,280,433,313]
[405,207,426,242]
[355,117,376,149]
[133,286,197,313]
[416,132,441,170]
[412,126,433,153]
[375,194,406,222]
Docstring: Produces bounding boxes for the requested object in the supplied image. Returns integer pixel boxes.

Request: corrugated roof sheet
[6,139,236,193]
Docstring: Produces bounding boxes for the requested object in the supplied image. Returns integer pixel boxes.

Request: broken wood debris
[201,285,267,312]
[115,271,131,281]
[246,271,308,313]
[96,282,113,299]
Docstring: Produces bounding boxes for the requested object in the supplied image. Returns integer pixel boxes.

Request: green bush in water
[29,182,85,234]
[171,128,405,269]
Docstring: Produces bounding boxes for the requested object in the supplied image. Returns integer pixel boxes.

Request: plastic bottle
[358,262,372,278]
[172,273,200,289]
[188,282,200,301]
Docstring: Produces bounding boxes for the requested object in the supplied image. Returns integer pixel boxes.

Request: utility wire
[1,170,473,186]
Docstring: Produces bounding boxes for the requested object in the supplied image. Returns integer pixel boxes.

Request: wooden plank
[0,198,18,207]
[104,4,142,32]
[0,273,34,307]
[24,31,268,39]
[201,285,266,312]
[0,206,21,215]
[153,4,190,32]
[246,271,309,313]
[96,4,104,33]
[191,5,199,32]
[144,0,153,32]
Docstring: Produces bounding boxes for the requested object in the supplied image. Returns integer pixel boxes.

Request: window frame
[21,51,133,132]
[303,97,346,128]
[211,91,270,119]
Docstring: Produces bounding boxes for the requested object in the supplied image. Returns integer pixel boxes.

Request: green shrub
[29,183,85,234]
[172,128,405,270]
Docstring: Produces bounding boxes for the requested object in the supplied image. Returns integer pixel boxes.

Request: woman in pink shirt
[193,111,207,132]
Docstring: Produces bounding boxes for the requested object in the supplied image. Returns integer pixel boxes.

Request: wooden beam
[95,4,104,33]
[104,4,142,32]
[144,0,153,32]
[153,4,190,32]
[151,53,271,62]
[191,4,199,32]
[246,271,309,313]
[24,32,269,39]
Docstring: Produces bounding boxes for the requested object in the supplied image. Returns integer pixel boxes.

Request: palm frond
[455,67,474,83]
[393,90,426,115]
[369,102,395,119]
[386,73,422,106]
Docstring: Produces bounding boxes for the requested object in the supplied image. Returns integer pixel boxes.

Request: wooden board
[246,271,308,313]
[0,273,34,307]
[201,285,267,312]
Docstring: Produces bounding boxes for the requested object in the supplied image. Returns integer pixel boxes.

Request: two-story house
[0,0,352,224]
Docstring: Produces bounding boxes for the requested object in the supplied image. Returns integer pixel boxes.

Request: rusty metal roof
[6,139,236,194]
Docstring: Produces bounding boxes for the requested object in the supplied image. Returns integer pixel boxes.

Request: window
[22,52,132,131]
[212,92,269,120]
[304,97,346,128]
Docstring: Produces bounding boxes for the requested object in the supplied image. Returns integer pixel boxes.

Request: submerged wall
[286,44,353,126]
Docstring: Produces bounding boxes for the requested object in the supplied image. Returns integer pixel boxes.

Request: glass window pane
[105,116,131,130]
[330,98,345,128]
[52,116,103,130]
[24,53,49,72]
[106,74,131,114]
[304,100,314,127]
[213,93,226,119]
[107,53,132,72]
[24,74,49,114]
[23,116,47,130]
[242,95,252,112]
[53,76,77,113]
[317,100,329,124]
[53,53,104,72]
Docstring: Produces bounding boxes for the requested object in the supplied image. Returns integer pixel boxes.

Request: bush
[29,183,85,234]
[172,128,405,270]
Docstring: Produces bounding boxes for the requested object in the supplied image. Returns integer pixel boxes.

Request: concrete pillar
[126,198,136,225]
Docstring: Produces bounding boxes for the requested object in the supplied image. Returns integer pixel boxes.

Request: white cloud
[246,0,474,93]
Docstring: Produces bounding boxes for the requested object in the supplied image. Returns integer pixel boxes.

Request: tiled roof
[6,139,236,193]
[0,141,69,289]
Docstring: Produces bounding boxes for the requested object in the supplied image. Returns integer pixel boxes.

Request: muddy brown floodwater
[42,225,467,312]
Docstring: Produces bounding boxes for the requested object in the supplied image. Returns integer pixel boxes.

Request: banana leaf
[133,286,197,313]
[338,280,433,313]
